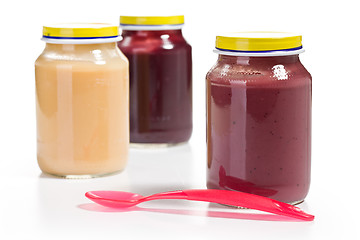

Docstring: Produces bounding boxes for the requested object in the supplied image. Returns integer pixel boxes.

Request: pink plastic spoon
[85,189,314,221]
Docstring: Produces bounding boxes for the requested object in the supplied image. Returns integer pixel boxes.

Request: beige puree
[35,43,129,177]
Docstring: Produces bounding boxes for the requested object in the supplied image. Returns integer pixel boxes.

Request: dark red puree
[206,54,311,203]
[118,30,192,144]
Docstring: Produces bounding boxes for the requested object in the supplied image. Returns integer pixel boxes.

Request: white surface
[1,0,360,239]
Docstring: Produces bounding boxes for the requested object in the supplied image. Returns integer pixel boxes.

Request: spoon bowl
[85,191,145,208]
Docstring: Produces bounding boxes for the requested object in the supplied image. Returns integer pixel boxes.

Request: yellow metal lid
[42,23,121,43]
[215,32,304,56]
[120,16,184,30]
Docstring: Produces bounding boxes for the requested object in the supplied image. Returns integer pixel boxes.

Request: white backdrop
[1,0,359,239]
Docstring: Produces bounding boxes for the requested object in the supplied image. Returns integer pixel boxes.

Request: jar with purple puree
[206,32,312,204]
[118,16,192,147]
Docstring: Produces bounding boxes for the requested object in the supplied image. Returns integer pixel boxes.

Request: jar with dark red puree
[118,16,192,147]
[206,32,312,204]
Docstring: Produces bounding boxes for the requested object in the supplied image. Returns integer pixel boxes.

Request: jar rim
[42,23,120,44]
[214,47,305,57]
[120,24,183,31]
[216,32,303,54]
[119,15,184,30]
[41,36,122,44]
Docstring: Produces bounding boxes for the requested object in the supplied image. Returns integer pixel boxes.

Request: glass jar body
[118,29,192,145]
[35,43,129,178]
[206,54,312,203]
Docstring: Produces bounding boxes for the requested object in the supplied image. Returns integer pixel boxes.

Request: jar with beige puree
[35,23,129,178]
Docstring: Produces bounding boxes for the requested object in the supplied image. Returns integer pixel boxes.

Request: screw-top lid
[120,15,184,30]
[214,32,305,56]
[42,23,121,44]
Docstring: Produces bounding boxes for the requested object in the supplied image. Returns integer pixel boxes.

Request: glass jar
[206,32,312,204]
[118,16,192,146]
[35,23,129,178]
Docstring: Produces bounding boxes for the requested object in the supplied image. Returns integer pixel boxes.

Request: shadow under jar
[118,16,192,147]
[206,32,312,204]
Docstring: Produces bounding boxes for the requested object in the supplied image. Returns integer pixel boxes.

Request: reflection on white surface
[78,203,302,222]
[0,140,346,240]
[35,144,202,230]
[37,169,131,230]
[127,143,200,195]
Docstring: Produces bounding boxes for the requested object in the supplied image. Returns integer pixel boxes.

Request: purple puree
[206,54,312,203]
[118,30,192,144]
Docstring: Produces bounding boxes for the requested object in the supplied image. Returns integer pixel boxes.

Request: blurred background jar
[118,15,192,147]
[206,32,312,204]
[35,23,129,178]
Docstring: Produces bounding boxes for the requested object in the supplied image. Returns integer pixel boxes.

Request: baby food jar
[35,23,129,178]
[118,15,192,147]
[206,32,312,204]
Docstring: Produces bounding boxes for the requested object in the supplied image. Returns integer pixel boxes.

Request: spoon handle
[146,189,314,221]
